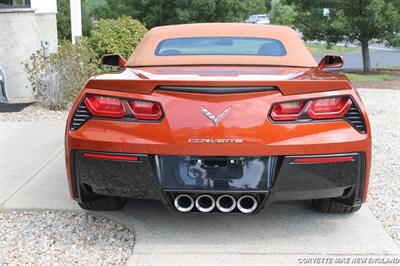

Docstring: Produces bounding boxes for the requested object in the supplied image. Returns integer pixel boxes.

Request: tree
[269,0,296,26]
[57,0,71,40]
[106,0,267,28]
[287,0,400,72]
[56,0,101,40]
[57,0,270,40]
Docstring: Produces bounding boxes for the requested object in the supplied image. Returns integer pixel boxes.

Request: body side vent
[71,101,91,131]
[344,103,366,133]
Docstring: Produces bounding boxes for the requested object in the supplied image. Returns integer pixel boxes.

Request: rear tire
[78,196,126,211]
[312,199,361,213]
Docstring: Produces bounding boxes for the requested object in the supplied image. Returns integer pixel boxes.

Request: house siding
[0,4,57,97]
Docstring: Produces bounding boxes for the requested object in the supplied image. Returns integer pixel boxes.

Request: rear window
[155,37,286,57]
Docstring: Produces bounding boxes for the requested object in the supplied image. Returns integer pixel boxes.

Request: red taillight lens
[84,95,126,118]
[307,97,351,119]
[270,101,306,121]
[128,100,162,120]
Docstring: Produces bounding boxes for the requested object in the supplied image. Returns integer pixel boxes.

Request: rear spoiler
[85,79,352,96]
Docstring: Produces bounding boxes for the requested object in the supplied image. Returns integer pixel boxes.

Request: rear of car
[65,24,371,214]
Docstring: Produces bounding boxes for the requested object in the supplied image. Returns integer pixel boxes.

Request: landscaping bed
[359,89,400,246]
[0,97,68,121]
[0,211,134,265]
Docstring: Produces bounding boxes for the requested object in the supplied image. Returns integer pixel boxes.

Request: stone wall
[0,8,58,97]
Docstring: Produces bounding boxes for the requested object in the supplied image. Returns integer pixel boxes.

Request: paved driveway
[1,90,399,265]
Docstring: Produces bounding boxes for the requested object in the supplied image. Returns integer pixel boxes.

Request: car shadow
[99,198,371,255]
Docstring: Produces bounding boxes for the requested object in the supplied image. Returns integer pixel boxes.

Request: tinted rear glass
[155,37,286,56]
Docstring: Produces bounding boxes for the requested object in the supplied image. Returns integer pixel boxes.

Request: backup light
[270,101,306,121]
[128,100,162,120]
[84,95,126,118]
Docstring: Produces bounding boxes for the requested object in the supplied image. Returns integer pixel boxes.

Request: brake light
[270,96,353,122]
[84,95,126,118]
[307,97,351,119]
[270,101,306,121]
[128,100,162,120]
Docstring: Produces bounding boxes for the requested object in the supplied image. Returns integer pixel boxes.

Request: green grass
[344,73,400,82]
[306,43,360,55]
[378,66,400,70]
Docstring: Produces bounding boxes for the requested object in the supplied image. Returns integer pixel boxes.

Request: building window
[0,0,31,8]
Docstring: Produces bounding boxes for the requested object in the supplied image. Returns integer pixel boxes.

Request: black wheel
[78,196,126,211]
[312,199,361,213]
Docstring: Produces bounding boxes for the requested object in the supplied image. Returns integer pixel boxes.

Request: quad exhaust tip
[174,194,259,213]
[195,194,215,212]
[237,195,258,213]
[174,194,194,212]
[216,195,236,213]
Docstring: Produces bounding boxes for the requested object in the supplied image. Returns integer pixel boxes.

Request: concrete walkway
[1,121,399,265]
[0,121,75,210]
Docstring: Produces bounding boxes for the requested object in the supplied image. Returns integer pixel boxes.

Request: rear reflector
[307,97,352,119]
[270,101,306,121]
[84,95,126,118]
[128,100,162,120]
[293,156,354,164]
[83,152,139,161]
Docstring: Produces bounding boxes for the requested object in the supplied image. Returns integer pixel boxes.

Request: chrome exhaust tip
[216,195,236,213]
[195,194,215,213]
[174,194,194,212]
[237,195,258,213]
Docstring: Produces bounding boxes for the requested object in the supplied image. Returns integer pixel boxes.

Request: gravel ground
[358,89,400,246]
[354,80,400,90]
[0,211,135,265]
[0,98,68,121]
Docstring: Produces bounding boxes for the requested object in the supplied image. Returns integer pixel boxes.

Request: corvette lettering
[188,138,243,144]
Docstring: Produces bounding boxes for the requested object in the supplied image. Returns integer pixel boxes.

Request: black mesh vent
[71,101,91,131]
[344,103,366,133]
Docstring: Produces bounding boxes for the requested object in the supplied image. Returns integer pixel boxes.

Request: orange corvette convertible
[65,23,371,214]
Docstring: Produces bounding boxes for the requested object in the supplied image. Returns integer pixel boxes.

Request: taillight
[128,100,162,120]
[307,97,351,119]
[270,96,353,122]
[84,95,126,118]
[270,101,306,121]
[81,94,163,121]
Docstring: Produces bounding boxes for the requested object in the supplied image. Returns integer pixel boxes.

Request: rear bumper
[69,150,365,212]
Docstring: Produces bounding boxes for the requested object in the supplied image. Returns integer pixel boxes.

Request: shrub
[24,16,147,110]
[24,39,97,110]
[89,16,147,60]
